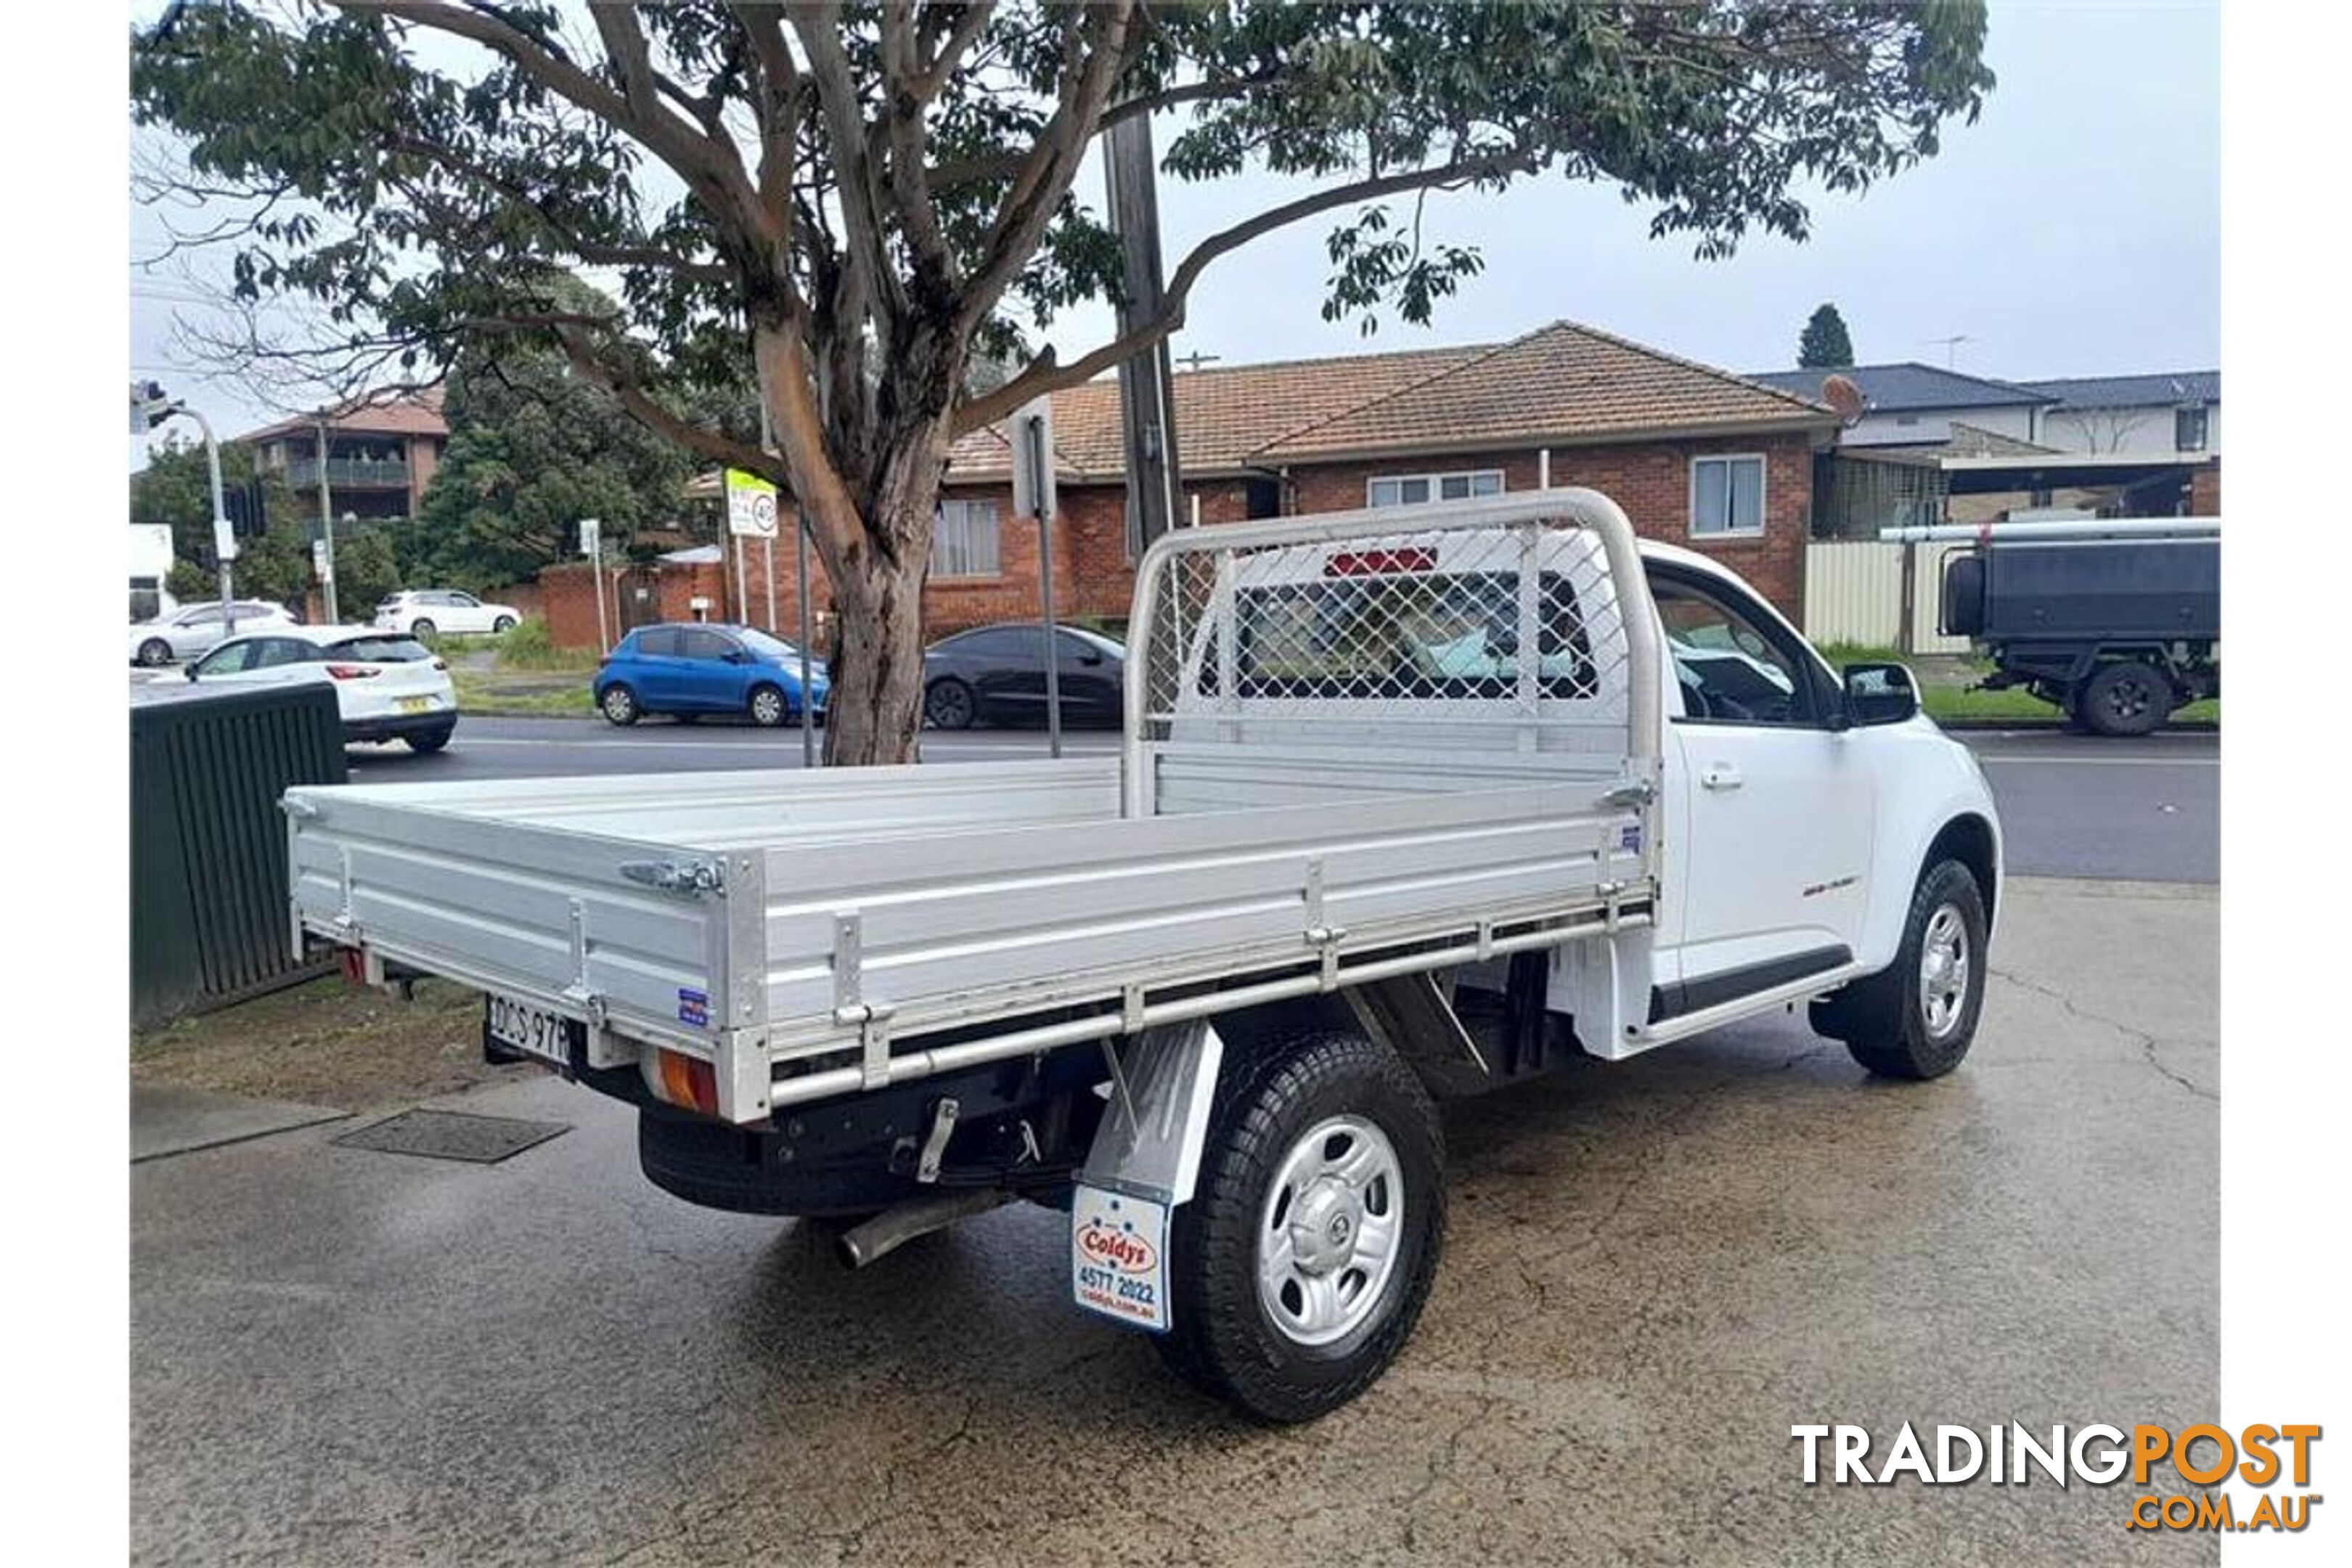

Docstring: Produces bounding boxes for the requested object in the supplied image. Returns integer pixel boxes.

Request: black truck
[1939,528,2218,737]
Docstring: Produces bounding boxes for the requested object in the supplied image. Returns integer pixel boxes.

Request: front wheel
[1154,1029,1445,1424]
[747,684,789,728]
[491,615,517,634]
[1810,858,1989,1080]
[600,684,640,726]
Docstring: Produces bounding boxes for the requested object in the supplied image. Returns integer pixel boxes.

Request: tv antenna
[1923,334,1974,369]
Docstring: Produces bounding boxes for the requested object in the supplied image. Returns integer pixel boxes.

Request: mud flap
[1071,1021,1223,1332]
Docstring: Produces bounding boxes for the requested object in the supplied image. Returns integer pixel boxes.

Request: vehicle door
[678,627,747,712]
[626,626,687,707]
[443,592,489,634]
[1052,629,1122,719]
[166,605,224,658]
[976,626,1049,718]
[186,637,274,690]
[1651,565,1877,1018]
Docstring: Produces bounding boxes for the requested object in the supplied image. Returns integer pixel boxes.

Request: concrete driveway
[131,877,2216,1567]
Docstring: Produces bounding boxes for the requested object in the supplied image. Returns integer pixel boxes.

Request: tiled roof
[2020,372,2220,409]
[236,386,448,444]
[1747,362,2051,413]
[946,322,1828,483]
[1258,320,1830,460]
[944,342,1482,481]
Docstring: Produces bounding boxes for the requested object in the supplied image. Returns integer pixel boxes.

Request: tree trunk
[814,426,951,767]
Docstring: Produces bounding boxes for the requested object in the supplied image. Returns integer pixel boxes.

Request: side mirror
[1078,650,1104,666]
[724,649,754,665]
[1842,661,1921,727]
[184,664,201,682]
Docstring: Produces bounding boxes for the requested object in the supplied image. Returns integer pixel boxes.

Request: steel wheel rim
[1255,1114,1404,1347]
[1918,903,1970,1038]
[752,688,784,724]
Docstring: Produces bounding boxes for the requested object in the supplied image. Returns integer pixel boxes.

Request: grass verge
[453,669,597,717]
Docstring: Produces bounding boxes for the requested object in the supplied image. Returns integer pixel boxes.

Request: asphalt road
[346,716,2220,885]
[130,878,2218,1566]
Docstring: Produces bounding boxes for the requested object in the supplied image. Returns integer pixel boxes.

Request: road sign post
[1013,399,1063,759]
[580,518,608,652]
[724,468,780,630]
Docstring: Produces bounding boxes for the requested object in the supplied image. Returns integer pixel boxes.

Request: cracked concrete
[132,877,2214,1567]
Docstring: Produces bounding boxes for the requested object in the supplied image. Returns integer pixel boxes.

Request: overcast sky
[130,0,2218,452]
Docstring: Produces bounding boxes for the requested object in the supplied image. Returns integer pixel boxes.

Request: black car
[921,622,1126,730]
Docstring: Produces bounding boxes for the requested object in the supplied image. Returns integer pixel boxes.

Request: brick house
[234,388,450,523]
[550,320,1836,649]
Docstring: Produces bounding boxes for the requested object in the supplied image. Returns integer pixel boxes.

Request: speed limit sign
[725,468,780,539]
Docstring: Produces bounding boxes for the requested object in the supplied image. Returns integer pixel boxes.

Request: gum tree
[133,1,1991,763]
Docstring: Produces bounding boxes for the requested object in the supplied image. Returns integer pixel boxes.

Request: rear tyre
[1154,1029,1445,1424]
[600,684,641,726]
[407,726,454,754]
[1810,858,1988,1081]
[748,684,789,728]
[925,677,976,730]
[410,618,438,640]
[136,638,172,667]
[2077,660,2171,738]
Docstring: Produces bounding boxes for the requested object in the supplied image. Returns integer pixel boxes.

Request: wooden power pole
[1103,113,1183,552]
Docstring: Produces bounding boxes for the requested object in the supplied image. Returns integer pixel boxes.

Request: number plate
[1071,1185,1171,1333]
[484,993,581,1074]
[396,695,433,714]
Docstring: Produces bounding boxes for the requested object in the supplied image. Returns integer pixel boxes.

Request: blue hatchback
[595,624,829,727]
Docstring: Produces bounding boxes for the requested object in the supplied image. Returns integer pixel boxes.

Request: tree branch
[956,146,1540,433]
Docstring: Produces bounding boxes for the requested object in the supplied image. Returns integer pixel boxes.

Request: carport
[1937,449,2219,518]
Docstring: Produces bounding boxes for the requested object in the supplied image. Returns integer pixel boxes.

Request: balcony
[284,457,412,490]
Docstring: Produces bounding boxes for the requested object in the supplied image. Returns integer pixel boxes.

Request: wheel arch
[1924,812,1999,928]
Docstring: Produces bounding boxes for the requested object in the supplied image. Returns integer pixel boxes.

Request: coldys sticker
[1071,1184,1171,1333]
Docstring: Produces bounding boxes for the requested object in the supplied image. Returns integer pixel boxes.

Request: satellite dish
[1819,375,1866,425]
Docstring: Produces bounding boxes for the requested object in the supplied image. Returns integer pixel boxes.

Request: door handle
[1701,762,1744,791]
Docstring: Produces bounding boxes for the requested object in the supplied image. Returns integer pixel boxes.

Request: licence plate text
[486,993,576,1073]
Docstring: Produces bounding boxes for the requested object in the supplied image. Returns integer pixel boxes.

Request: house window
[1366,470,1504,507]
[933,499,1000,577]
[2175,406,2209,452]
[1689,455,1766,538]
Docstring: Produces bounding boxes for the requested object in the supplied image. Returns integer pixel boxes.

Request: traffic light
[222,475,270,539]
[131,380,176,434]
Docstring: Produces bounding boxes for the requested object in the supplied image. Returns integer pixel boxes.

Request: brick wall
[1283,434,1816,619]
[2189,461,2220,516]
[531,435,1815,650]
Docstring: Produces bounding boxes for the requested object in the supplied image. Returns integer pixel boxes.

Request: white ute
[286,491,2000,1421]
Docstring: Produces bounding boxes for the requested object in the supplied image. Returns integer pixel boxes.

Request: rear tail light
[1326,547,1437,577]
[324,664,381,680]
[654,1049,719,1115]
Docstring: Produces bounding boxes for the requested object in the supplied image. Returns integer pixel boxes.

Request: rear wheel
[1154,1029,1445,1424]
[925,677,976,730]
[410,617,438,640]
[2078,660,2171,738]
[136,638,172,667]
[407,726,454,754]
[748,684,789,727]
[1811,858,1988,1080]
[600,683,640,726]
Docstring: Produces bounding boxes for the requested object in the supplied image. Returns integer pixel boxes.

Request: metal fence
[1802,539,1972,655]
[131,684,348,1028]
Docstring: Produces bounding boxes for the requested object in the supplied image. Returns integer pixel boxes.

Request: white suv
[373,589,521,638]
[184,625,460,752]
